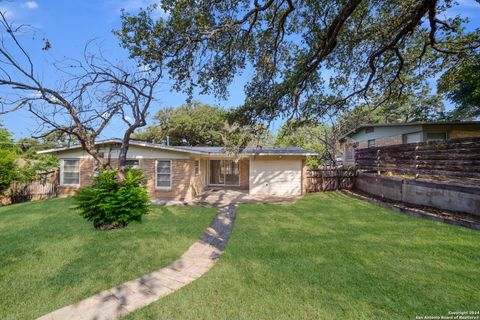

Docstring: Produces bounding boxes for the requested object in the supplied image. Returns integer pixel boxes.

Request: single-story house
[340,121,480,166]
[38,139,316,200]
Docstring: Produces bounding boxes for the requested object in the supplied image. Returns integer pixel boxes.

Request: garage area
[249,157,303,196]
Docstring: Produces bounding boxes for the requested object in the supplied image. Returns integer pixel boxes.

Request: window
[365,127,374,133]
[368,139,376,148]
[62,159,80,185]
[156,160,172,188]
[209,160,239,186]
[403,132,422,144]
[125,159,139,168]
[194,160,200,175]
[426,132,447,141]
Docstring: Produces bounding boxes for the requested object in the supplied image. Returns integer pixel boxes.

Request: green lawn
[126,192,480,320]
[0,198,217,320]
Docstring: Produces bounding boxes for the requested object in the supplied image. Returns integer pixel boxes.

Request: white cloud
[25,1,39,10]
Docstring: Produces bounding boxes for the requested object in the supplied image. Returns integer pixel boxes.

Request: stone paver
[36,203,237,320]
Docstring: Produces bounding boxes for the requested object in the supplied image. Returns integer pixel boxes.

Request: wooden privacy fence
[355,136,480,180]
[307,167,358,192]
[8,181,57,204]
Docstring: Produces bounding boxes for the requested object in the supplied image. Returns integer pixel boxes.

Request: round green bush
[0,150,17,195]
[74,168,150,229]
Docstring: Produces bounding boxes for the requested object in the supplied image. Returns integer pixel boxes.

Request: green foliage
[0,197,216,320]
[74,169,150,229]
[15,155,59,183]
[0,124,60,195]
[134,101,228,146]
[338,87,446,136]
[0,150,17,194]
[438,56,480,120]
[134,100,272,150]
[14,135,60,182]
[0,123,18,194]
[125,192,480,319]
[275,121,336,167]
[116,1,478,127]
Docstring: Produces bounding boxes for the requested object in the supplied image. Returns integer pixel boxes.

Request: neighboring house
[38,139,316,200]
[340,121,480,166]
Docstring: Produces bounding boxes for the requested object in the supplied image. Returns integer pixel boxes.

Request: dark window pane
[125,160,139,167]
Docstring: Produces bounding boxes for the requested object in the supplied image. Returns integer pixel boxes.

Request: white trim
[60,158,80,186]
[194,160,200,176]
[37,139,209,155]
[155,159,172,190]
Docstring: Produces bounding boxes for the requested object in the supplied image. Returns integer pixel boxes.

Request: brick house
[340,121,480,166]
[38,139,315,200]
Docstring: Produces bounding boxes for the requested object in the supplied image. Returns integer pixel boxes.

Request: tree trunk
[117,129,136,183]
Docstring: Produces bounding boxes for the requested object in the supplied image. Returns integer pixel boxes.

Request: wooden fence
[307,167,357,192]
[355,136,480,180]
[7,181,57,204]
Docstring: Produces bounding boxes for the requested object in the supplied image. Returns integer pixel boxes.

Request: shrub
[0,150,17,195]
[74,168,150,229]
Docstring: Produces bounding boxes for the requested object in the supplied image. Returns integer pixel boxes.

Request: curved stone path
[37,203,237,320]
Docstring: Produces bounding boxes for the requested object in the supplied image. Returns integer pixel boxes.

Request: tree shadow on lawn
[228,193,480,318]
[0,201,215,320]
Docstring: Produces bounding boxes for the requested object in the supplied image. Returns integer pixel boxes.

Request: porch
[152,187,301,207]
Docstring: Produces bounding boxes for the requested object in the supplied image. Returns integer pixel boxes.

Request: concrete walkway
[37,203,237,320]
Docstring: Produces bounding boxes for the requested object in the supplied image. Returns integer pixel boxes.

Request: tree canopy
[275,121,337,167]
[438,55,480,120]
[117,0,479,128]
[0,123,17,193]
[134,101,275,148]
[134,101,229,146]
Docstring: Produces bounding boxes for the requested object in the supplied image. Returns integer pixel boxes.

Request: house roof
[37,139,316,156]
[339,121,480,141]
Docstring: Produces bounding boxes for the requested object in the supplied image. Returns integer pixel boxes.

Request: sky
[0,0,479,140]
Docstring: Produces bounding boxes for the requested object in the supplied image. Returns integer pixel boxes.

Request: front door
[209,160,240,186]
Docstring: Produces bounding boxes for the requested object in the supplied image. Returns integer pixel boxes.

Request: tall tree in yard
[0,13,161,177]
[116,0,479,131]
[134,101,229,146]
[438,55,480,120]
[275,121,338,167]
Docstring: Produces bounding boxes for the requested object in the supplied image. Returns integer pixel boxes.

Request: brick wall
[56,158,198,200]
[141,159,197,201]
[189,159,205,198]
[54,157,252,200]
[239,158,249,189]
[57,158,94,196]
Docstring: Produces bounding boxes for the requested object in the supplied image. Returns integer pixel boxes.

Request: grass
[0,197,217,320]
[125,192,480,320]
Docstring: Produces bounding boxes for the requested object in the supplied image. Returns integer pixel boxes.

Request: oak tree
[116,0,479,128]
